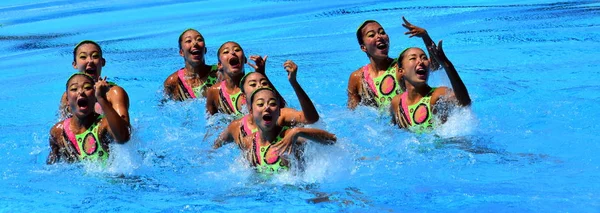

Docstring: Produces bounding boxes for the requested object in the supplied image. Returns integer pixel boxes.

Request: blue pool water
[1,0,599,212]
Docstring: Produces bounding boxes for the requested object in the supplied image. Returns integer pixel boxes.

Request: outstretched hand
[402,16,428,38]
[427,40,449,68]
[95,76,110,100]
[247,55,268,74]
[283,60,298,82]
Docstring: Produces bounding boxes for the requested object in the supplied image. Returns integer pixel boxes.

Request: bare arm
[164,72,183,101]
[213,120,238,149]
[97,78,131,143]
[272,127,337,154]
[46,124,61,164]
[428,40,471,106]
[281,60,319,124]
[402,16,440,70]
[206,86,219,115]
[347,69,362,109]
[247,55,288,105]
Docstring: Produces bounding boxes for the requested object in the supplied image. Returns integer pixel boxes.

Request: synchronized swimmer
[47,18,471,175]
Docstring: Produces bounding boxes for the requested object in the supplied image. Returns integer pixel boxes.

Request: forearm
[213,130,233,149]
[98,98,131,143]
[289,79,319,123]
[443,62,471,106]
[263,74,287,105]
[295,127,336,145]
[421,33,441,70]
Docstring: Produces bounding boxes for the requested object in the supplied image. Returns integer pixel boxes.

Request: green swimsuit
[359,59,403,108]
[252,126,291,174]
[177,65,218,99]
[396,88,437,133]
[217,81,246,118]
[63,115,108,162]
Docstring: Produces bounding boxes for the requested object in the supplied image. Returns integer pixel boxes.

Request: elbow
[459,96,472,107]
[305,114,320,124]
[114,129,131,144]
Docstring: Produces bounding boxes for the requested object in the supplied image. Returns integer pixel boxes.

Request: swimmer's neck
[258,126,282,143]
[368,57,394,74]
[222,73,243,92]
[405,83,432,103]
[70,113,98,134]
[184,63,210,78]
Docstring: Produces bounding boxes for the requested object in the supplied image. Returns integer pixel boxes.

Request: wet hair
[73,40,102,62]
[239,72,273,93]
[66,73,95,90]
[239,72,256,93]
[217,41,246,63]
[397,47,426,67]
[248,87,280,107]
[356,20,379,45]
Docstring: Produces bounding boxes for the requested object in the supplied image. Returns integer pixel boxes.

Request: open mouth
[416,68,428,77]
[191,49,202,55]
[263,114,272,122]
[85,68,97,78]
[376,42,388,50]
[229,57,241,68]
[77,98,89,110]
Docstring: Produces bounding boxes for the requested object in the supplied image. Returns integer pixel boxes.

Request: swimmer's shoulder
[164,70,180,87]
[49,120,66,142]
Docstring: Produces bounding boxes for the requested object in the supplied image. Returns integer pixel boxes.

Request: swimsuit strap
[63,118,81,154]
[177,68,197,99]
[362,65,378,96]
[240,116,257,137]
[400,92,412,126]
[218,81,245,116]
[220,81,236,111]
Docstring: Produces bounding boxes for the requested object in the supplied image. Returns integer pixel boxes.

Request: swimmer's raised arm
[96,77,130,143]
[247,55,288,106]
[247,55,268,75]
[273,127,337,155]
[402,16,441,70]
[280,60,319,124]
[428,40,471,106]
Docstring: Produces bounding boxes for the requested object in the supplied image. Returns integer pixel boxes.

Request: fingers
[263,55,268,63]
[283,60,294,70]
[246,61,258,69]
[402,16,410,25]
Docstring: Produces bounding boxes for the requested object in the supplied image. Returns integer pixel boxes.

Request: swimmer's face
[66,75,96,117]
[399,48,430,85]
[250,90,280,130]
[179,29,206,66]
[360,22,389,59]
[242,72,270,98]
[73,43,105,81]
[218,42,245,76]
